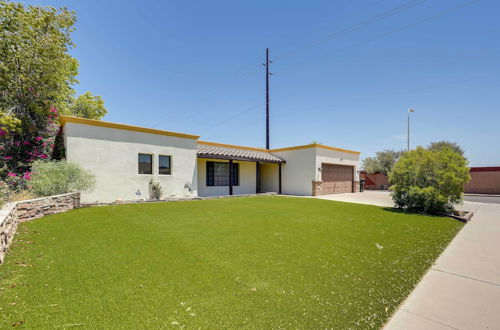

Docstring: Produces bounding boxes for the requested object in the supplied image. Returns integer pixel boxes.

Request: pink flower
[7,172,17,177]
[50,107,58,113]
[22,172,32,180]
[14,141,20,147]
[23,141,30,145]
[35,136,43,141]
[4,156,12,160]
[0,129,6,136]
[40,154,48,159]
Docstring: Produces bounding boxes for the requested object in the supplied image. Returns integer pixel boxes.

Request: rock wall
[0,192,80,263]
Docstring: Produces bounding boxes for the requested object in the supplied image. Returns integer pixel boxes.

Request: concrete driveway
[317,191,500,329]
[317,191,394,207]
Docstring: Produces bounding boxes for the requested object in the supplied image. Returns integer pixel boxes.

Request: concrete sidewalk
[318,192,500,329]
[384,201,500,330]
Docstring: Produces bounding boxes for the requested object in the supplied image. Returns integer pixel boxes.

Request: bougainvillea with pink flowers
[0,108,63,191]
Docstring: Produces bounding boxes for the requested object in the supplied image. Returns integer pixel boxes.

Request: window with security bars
[206,161,239,186]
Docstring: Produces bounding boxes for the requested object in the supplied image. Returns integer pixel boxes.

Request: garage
[321,163,354,194]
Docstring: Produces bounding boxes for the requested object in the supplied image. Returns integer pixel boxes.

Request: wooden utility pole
[265,48,271,149]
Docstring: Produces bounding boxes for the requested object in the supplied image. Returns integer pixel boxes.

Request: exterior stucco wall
[315,147,360,182]
[64,122,198,203]
[464,171,500,194]
[271,147,360,196]
[271,148,317,195]
[260,163,279,193]
[197,158,257,197]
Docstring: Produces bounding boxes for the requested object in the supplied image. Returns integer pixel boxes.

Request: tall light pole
[407,108,415,151]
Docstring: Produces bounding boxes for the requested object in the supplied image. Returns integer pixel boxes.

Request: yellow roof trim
[270,143,360,155]
[198,140,269,152]
[60,116,200,140]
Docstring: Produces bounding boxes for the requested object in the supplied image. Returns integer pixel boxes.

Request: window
[138,153,152,174]
[206,161,239,186]
[159,155,172,175]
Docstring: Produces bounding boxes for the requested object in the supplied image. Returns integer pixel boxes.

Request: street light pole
[407,108,415,151]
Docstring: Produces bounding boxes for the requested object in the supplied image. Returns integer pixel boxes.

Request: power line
[148,63,261,130]
[145,0,425,134]
[277,0,388,50]
[275,0,481,74]
[194,103,264,137]
[274,0,427,61]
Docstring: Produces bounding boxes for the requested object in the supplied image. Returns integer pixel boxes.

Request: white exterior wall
[271,147,360,196]
[64,122,198,203]
[314,147,360,182]
[260,163,279,193]
[271,148,317,196]
[197,159,256,197]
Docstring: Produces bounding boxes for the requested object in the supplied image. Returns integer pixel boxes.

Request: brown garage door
[321,164,353,194]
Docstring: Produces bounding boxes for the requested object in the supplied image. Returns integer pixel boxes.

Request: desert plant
[0,181,8,208]
[149,179,163,200]
[9,190,36,202]
[30,160,95,197]
[389,146,470,213]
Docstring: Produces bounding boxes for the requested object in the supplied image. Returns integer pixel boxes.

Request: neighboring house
[464,167,500,194]
[61,116,361,203]
[360,171,389,190]
[361,167,500,194]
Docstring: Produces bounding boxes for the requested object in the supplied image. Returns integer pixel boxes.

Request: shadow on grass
[381,207,467,223]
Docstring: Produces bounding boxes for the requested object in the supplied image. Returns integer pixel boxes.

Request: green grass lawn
[0,196,462,329]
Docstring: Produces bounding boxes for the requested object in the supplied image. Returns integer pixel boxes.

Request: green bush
[30,160,95,197]
[389,146,470,213]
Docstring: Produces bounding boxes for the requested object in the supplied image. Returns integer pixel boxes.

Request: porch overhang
[197,145,285,164]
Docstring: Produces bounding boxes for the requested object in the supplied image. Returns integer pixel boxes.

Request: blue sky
[23,0,500,166]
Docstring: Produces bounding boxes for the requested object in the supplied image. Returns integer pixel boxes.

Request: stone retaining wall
[0,192,80,264]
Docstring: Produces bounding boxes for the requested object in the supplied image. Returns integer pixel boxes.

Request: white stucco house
[61,116,361,203]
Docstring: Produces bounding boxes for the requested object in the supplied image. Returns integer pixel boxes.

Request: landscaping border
[82,192,277,207]
[0,192,80,263]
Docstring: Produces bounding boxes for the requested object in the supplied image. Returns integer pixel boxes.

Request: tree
[428,141,464,156]
[0,1,78,132]
[66,92,107,119]
[0,1,106,189]
[389,146,470,213]
[362,149,404,175]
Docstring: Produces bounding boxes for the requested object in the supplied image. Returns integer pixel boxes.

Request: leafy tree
[0,1,78,131]
[362,150,404,175]
[66,92,107,119]
[389,146,470,213]
[428,140,464,156]
[0,1,106,189]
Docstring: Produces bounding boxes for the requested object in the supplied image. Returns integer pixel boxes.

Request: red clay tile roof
[197,145,284,163]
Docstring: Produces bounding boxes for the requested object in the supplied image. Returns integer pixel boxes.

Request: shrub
[30,160,95,197]
[389,146,470,213]
[0,181,8,208]
[149,179,162,200]
[9,190,36,202]
[1,109,61,190]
